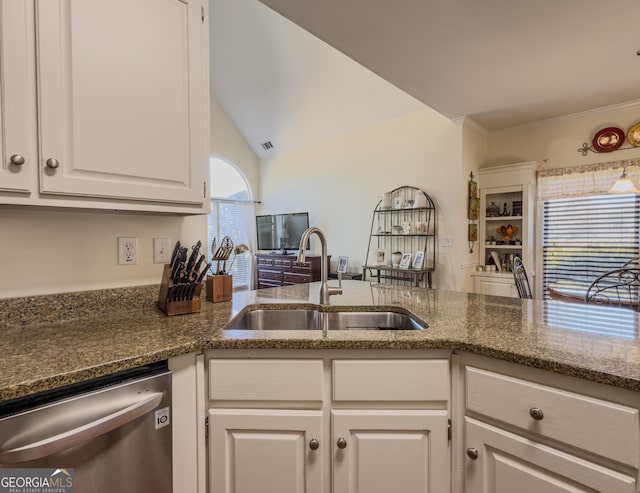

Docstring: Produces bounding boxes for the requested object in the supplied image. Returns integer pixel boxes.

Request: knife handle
[170,241,182,267]
[197,263,211,283]
[193,254,206,274]
[172,261,184,284]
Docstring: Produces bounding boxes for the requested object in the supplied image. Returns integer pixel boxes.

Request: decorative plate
[592,127,625,152]
[627,122,640,147]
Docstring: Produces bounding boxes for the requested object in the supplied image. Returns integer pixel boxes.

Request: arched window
[208,158,255,290]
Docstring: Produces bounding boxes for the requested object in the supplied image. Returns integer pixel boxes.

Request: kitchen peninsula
[2,281,639,398]
[2,281,640,492]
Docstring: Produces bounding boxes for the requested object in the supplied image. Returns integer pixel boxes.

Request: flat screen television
[256,212,310,253]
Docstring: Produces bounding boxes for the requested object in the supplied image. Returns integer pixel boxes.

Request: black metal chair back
[513,256,532,299]
[585,268,640,311]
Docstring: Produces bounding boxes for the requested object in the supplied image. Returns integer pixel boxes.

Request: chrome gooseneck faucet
[298,227,342,305]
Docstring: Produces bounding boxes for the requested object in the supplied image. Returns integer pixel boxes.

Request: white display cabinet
[471,162,537,298]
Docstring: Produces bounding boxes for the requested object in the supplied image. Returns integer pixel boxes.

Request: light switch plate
[153,238,172,264]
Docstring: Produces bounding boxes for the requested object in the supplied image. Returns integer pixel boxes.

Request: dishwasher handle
[0,391,163,464]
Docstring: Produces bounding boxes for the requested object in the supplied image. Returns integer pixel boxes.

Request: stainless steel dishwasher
[0,362,172,492]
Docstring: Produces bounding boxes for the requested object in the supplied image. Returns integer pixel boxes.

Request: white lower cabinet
[206,351,451,493]
[471,273,518,298]
[203,350,640,493]
[209,409,323,493]
[332,410,449,493]
[465,418,635,493]
[458,355,640,493]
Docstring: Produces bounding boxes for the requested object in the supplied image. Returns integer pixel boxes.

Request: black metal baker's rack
[362,186,436,288]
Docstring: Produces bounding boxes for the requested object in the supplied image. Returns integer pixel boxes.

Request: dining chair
[585,267,640,311]
[512,256,533,299]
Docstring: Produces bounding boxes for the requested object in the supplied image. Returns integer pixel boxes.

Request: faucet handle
[337,271,343,289]
[328,286,343,297]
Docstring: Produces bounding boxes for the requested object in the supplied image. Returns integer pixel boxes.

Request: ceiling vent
[261,141,274,150]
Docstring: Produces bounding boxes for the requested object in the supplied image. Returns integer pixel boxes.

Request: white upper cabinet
[0,0,208,212]
[0,0,37,193]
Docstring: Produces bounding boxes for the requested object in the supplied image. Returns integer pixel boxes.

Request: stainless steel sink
[226,309,427,330]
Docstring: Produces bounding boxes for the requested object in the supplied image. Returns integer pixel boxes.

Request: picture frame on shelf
[399,253,412,270]
[412,251,425,270]
[393,197,404,209]
[374,249,387,266]
[337,256,349,273]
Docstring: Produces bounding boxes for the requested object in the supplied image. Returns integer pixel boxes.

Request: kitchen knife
[186,241,202,273]
[171,261,184,284]
[196,263,212,283]
[170,241,182,267]
[193,254,206,276]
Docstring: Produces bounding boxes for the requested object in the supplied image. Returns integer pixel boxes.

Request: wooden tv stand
[256,253,327,289]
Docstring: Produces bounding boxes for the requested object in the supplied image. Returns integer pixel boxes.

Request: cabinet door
[465,418,636,493]
[332,410,449,493]
[0,0,36,193]
[36,0,205,204]
[209,409,323,493]
[474,276,518,298]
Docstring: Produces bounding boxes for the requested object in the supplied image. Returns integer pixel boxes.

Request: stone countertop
[1,280,640,403]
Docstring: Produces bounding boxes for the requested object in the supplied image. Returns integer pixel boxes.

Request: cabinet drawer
[292,261,312,271]
[333,359,449,401]
[466,366,640,467]
[209,359,323,402]
[258,281,280,289]
[283,272,312,284]
[258,269,282,282]
[257,257,274,267]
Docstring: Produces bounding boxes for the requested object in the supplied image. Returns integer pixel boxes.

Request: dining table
[548,278,639,310]
[547,280,592,303]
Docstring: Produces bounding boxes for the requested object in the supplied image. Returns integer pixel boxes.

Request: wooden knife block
[158,264,204,316]
[206,275,232,303]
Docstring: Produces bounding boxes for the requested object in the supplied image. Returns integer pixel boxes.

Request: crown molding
[493,99,640,135]
[451,116,489,136]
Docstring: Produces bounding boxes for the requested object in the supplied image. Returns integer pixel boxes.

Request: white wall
[211,95,261,199]
[0,206,205,298]
[259,108,462,291]
[457,118,489,292]
[486,100,640,169]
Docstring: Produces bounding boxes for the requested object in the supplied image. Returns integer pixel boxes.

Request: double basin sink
[226,308,427,331]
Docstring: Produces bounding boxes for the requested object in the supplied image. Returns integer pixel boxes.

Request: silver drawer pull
[466,447,478,460]
[45,158,60,169]
[9,154,25,166]
[309,438,319,450]
[336,437,347,449]
[529,407,544,420]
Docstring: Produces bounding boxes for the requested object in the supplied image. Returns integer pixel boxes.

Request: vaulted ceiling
[211,0,640,158]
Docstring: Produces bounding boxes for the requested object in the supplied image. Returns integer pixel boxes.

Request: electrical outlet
[153,237,172,264]
[118,237,138,265]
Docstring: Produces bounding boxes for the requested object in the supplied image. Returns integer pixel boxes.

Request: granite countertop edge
[2,281,640,402]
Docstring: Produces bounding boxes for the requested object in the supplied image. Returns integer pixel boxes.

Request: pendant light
[609,166,640,194]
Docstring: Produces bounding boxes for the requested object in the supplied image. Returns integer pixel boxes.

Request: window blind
[208,200,255,290]
[542,193,640,298]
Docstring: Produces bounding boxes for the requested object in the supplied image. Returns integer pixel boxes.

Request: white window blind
[207,158,256,290]
[208,200,255,290]
[539,160,640,299]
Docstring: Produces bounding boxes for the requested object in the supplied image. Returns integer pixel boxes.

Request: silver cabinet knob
[336,437,347,449]
[9,154,25,166]
[309,439,319,451]
[466,447,479,460]
[529,407,544,420]
[45,158,60,169]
